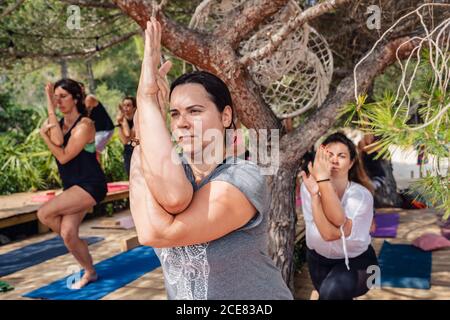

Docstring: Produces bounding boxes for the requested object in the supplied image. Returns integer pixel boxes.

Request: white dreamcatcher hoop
[189,0,333,119]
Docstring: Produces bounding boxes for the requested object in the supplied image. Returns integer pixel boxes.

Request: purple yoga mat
[371,213,400,238]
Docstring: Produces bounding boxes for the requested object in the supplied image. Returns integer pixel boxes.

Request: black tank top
[123,117,135,154]
[126,118,134,129]
[89,102,114,132]
[57,115,107,189]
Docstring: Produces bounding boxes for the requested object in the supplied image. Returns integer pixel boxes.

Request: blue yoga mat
[0,236,104,277]
[23,246,161,300]
[378,241,432,289]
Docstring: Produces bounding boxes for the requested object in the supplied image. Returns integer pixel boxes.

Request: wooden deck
[1,205,449,300]
[0,182,129,231]
[294,208,450,300]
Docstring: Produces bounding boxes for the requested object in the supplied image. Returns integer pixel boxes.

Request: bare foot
[70,271,98,290]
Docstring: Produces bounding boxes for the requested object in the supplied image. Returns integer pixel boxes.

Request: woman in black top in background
[83,89,115,158]
[37,79,107,289]
[116,96,137,177]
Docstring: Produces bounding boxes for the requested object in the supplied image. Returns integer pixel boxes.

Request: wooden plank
[0,188,129,230]
[37,221,50,234]
[101,219,121,227]
[120,235,140,252]
[0,204,41,220]
[0,212,39,229]
[101,190,129,203]
[91,216,135,230]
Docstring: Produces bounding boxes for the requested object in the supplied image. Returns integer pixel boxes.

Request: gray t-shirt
[154,157,293,300]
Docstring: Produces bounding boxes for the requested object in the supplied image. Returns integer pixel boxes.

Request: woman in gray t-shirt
[128,17,292,300]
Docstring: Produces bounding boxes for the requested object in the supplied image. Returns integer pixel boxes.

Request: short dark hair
[54,79,87,116]
[169,71,236,129]
[122,96,137,109]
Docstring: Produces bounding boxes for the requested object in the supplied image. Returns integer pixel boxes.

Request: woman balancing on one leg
[300,132,379,300]
[37,79,107,289]
[129,18,292,300]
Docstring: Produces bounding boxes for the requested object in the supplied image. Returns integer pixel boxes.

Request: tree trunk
[86,59,96,94]
[59,59,68,79]
[267,165,297,292]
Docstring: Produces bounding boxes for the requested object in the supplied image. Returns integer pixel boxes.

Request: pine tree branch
[113,0,212,70]
[239,0,352,66]
[0,0,25,19]
[59,0,117,9]
[214,0,289,48]
[2,30,138,60]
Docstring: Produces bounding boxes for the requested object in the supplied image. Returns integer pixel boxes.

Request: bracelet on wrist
[129,138,140,147]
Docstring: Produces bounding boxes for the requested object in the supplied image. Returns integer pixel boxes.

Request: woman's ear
[222,105,233,128]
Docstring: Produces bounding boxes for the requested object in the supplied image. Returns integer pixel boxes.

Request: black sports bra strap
[61,115,83,136]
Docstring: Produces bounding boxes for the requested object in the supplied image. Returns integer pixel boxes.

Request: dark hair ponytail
[54,79,87,116]
[322,132,375,194]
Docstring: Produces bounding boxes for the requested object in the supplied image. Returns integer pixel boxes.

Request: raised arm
[44,83,64,146]
[40,118,95,165]
[311,146,346,227]
[300,171,352,241]
[135,17,193,214]
[85,94,99,109]
[129,147,257,248]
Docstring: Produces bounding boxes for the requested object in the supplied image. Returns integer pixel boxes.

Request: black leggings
[307,245,379,300]
[123,144,134,178]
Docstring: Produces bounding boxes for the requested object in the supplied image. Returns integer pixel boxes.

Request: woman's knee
[319,271,357,300]
[60,226,79,248]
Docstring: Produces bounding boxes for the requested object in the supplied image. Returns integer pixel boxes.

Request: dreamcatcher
[188,0,333,120]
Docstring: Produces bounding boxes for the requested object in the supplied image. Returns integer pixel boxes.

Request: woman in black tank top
[117,96,137,177]
[37,79,106,289]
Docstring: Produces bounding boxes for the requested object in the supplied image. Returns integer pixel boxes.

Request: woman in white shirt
[300,132,379,300]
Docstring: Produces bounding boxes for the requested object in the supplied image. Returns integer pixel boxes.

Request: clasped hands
[300,145,332,196]
[137,17,173,118]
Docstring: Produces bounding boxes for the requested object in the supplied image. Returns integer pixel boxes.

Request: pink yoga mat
[31,192,56,202]
[107,183,129,192]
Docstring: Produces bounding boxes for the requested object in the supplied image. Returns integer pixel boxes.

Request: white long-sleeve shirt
[301,181,374,259]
